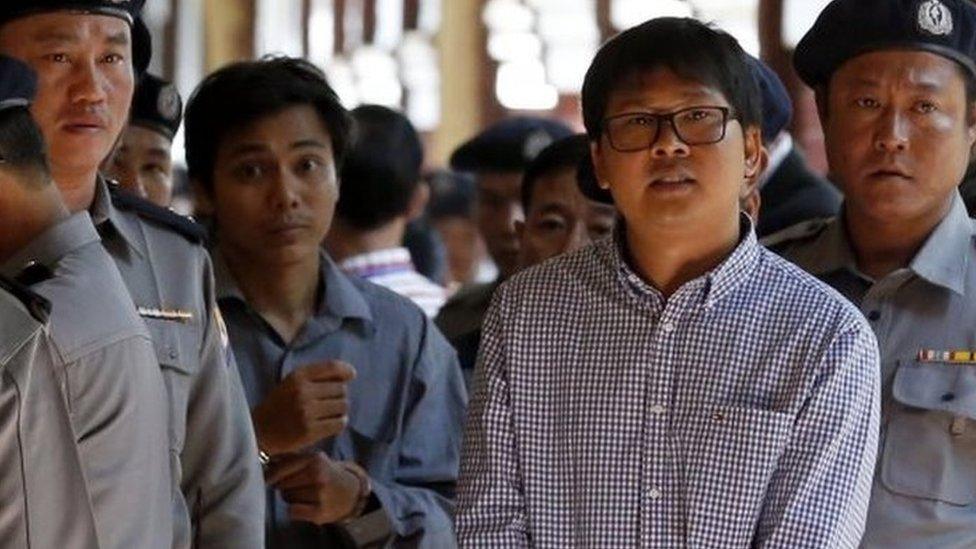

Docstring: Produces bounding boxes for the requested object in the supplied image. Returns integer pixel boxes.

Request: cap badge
[918,0,953,36]
[522,130,553,161]
[157,84,181,122]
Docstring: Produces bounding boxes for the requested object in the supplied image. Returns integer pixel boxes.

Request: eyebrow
[535,203,571,216]
[291,139,329,150]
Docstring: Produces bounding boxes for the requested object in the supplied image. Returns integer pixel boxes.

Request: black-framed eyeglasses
[602,106,734,152]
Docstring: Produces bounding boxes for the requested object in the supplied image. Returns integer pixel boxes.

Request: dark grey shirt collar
[214,248,374,338]
[89,176,146,257]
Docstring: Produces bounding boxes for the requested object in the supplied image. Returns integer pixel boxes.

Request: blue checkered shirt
[456,223,881,548]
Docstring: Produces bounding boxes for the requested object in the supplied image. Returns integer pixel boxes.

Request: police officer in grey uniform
[0,54,171,548]
[766,0,976,546]
[0,2,265,547]
[0,277,99,549]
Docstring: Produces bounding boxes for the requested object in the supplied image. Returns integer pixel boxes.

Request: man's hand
[266,451,362,525]
[252,360,356,455]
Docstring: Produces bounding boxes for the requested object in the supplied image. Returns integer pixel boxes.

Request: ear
[741,188,761,222]
[190,178,214,217]
[589,141,611,190]
[742,126,765,181]
[515,218,525,241]
[406,181,431,222]
[814,86,829,126]
[966,102,976,148]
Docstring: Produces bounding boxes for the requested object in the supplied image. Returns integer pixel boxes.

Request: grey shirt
[770,191,976,548]
[90,178,265,548]
[2,213,172,548]
[0,281,99,549]
[216,251,467,548]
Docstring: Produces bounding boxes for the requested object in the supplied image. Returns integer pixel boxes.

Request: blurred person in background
[326,105,448,317]
[103,73,182,207]
[436,117,571,371]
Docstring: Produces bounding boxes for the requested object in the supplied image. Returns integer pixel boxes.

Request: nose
[68,59,109,106]
[650,119,691,158]
[562,221,590,255]
[874,108,910,154]
[270,170,301,212]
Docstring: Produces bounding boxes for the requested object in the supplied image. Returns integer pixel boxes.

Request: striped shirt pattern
[340,247,448,318]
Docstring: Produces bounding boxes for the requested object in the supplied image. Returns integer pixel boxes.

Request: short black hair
[0,107,49,183]
[520,134,589,212]
[184,56,351,189]
[335,105,423,230]
[582,17,761,143]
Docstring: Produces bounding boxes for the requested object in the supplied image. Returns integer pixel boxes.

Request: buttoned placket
[638,286,701,547]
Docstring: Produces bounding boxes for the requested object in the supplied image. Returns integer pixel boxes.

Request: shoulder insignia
[108,183,207,244]
[0,275,51,323]
[760,218,832,251]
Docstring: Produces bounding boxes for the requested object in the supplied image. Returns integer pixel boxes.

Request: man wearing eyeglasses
[456,17,881,548]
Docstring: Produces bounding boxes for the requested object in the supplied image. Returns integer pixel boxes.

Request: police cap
[746,55,792,143]
[794,0,976,88]
[0,1,151,74]
[131,73,182,140]
[450,116,573,173]
[0,55,36,111]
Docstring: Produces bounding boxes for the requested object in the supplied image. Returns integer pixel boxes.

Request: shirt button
[648,488,662,500]
[661,321,674,334]
[649,404,667,415]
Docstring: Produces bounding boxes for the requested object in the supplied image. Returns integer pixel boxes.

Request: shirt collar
[1,212,100,279]
[607,213,762,309]
[909,192,972,295]
[214,248,374,326]
[89,176,146,257]
[338,247,416,279]
[803,191,972,295]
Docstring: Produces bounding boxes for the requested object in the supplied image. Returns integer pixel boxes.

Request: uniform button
[942,393,956,402]
[661,322,674,334]
[649,404,667,415]
[648,488,662,500]
[168,348,178,360]
[867,310,881,321]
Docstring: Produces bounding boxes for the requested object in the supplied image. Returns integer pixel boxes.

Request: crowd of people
[3,0,976,547]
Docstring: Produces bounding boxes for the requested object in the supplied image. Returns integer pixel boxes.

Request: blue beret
[795,0,976,88]
[450,116,573,173]
[0,55,36,111]
[131,73,182,140]
[746,55,793,142]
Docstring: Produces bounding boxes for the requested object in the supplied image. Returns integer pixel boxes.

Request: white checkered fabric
[456,226,881,548]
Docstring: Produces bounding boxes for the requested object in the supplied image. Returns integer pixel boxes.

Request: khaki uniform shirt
[769,192,976,548]
[0,280,99,549]
[1,213,172,548]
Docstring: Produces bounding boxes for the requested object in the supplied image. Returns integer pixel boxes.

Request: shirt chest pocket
[682,406,793,545]
[882,360,976,506]
[144,318,200,454]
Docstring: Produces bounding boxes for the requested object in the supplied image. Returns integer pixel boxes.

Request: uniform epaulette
[0,275,51,323]
[760,218,832,251]
[108,182,207,245]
